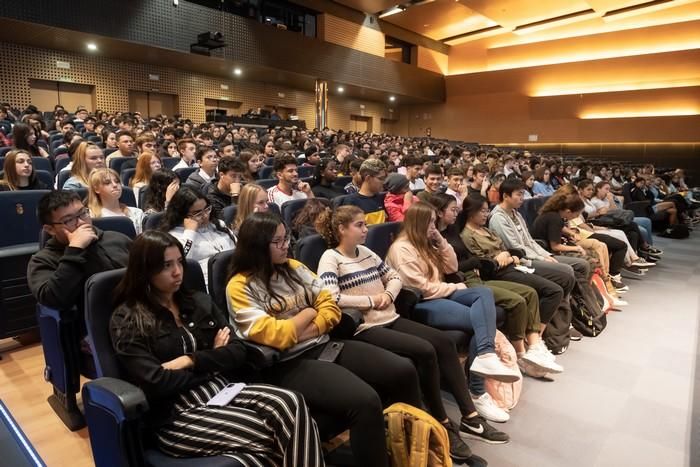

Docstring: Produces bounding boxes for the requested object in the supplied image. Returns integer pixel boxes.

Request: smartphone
[317,341,344,363]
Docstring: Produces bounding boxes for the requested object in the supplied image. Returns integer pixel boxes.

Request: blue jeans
[412,287,498,395]
[634,217,653,245]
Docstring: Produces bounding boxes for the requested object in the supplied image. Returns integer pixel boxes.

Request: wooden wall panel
[317,14,385,57]
[0,42,397,131]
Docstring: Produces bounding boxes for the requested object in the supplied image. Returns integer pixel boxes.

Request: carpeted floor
[443,233,700,467]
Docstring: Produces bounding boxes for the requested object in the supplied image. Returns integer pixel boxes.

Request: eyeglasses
[50,207,90,230]
[271,233,291,248]
[187,205,212,219]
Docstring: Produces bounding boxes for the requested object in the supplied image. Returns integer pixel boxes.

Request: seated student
[316,206,508,458]
[466,164,491,200]
[204,156,245,220]
[217,140,236,158]
[301,145,321,167]
[63,141,106,190]
[105,131,135,166]
[429,194,562,415]
[12,122,50,159]
[142,169,179,214]
[240,150,264,183]
[343,159,363,194]
[28,191,131,312]
[101,129,117,151]
[532,167,555,197]
[111,231,324,465]
[87,168,145,235]
[227,213,425,467]
[403,155,426,191]
[521,171,539,199]
[290,198,330,241]
[267,153,314,207]
[333,143,352,176]
[487,174,505,207]
[0,149,49,191]
[185,146,219,193]
[385,202,521,383]
[311,158,345,199]
[416,164,444,202]
[130,151,162,199]
[383,173,418,222]
[233,183,269,232]
[444,167,466,208]
[172,138,197,171]
[337,159,387,225]
[161,186,236,286]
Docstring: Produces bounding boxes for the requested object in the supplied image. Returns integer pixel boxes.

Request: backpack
[384,403,452,467]
[542,299,572,354]
[659,224,690,239]
[484,330,522,410]
[570,273,607,337]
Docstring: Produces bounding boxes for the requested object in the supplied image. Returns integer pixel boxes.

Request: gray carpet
[443,233,700,467]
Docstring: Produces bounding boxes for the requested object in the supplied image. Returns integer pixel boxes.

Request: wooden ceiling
[333,0,700,44]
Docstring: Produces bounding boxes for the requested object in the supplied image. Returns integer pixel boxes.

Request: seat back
[257,178,277,190]
[0,148,11,157]
[297,165,314,178]
[108,157,133,175]
[0,190,50,248]
[332,194,351,209]
[31,157,52,174]
[35,169,53,187]
[365,222,402,259]
[120,186,137,208]
[142,212,165,231]
[55,157,71,174]
[222,204,237,227]
[293,233,327,272]
[517,197,548,231]
[259,165,274,180]
[334,176,352,190]
[92,217,137,239]
[120,168,136,187]
[85,259,205,378]
[281,198,309,226]
[57,170,72,190]
[161,156,178,169]
[175,166,197,184]
[207,249,235,312]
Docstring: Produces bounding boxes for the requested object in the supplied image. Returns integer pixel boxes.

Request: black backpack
[570,278,607,337]
[542,301,572,355]
[659,224,690,239]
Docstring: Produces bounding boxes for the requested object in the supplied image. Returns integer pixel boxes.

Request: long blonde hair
[71,141,103,186]
[399,202,444,278]
[87,168,127,218]
[234,183,266,230]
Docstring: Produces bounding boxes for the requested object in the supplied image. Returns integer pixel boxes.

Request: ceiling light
[603,0,681,22]
[580,108,700,119]
[378,6,405,18]
[513,9,599,35]
[443,26,507,46]
[233,68,242,76]
[389,96,396,102]
[87,43,97,51]
[337,87,344,93]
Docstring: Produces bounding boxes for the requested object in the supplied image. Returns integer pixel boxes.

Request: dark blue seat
[0,147,11,157]
[222,205,237,227]
[259,165,274,180]
[267,202,281,217]
[332,194,351,209]
[92,217,137,239]
[55,157,71,174]
[281,198,309,226]
[120,186,137,208]
[161,157,178,169]
[120,168,136,187]
[334,176,352,190]
[31,157,52,174]
[293,233,327,272]
[265,157,274,166]
[35,169,53,187]
[0,190,49,248]
[175,167,197,184]
[57,170,73,190]
[143,212,165,231]
[256,178,277,190]
[108,156,134,175]
[82,261,245,466]
[104,147,118,157]
[297,165,314,178]
[517,197,548,232]
[364,222,402,259]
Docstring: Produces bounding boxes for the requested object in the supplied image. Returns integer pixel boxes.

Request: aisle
[445,234,700,467]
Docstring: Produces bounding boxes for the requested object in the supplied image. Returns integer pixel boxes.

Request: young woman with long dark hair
[111,230,324,466]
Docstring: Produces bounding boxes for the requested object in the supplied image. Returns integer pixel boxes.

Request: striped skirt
[156,375,325,467]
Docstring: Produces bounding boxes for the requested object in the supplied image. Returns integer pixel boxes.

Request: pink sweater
[385,236,465,300]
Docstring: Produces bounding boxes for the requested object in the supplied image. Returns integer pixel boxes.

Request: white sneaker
[520,349,564,374]
[532,341,556,362]
[612,297,628,307]
[518,358,551,379]
[471,392,510,423]
[631,260,656,268]
[470,353,521,383]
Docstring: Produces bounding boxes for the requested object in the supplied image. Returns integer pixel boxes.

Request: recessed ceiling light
[389,96,396,102]
[233,68,242,76]
[338,86,344,93]
[87,43,97,51]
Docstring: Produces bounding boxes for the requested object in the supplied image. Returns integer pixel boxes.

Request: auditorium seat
[108,157,133,175]
[364,222,402,259]
[259,165,274,179]
[0,147,11,157]
[256,178,277,190]
[56,170,73,190]
[222,204,237,227]
[143,212,165,231]
[120,168,136,187]
[34,169,53,187]
[91,216,137,239]
[175,167,197,184]
[281,198,308,226]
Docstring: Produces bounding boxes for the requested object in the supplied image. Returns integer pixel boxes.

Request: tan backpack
[384,403,452,467]
[484,330,523,410]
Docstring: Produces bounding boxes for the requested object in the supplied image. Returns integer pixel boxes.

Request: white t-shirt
[97,206,146,235]
[267,185,308,207]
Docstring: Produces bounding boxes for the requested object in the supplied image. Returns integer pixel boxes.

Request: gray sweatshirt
[488,205,552,261]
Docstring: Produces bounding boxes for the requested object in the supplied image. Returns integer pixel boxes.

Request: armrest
[394,287,423,319]
[534,239,548,249]
[242,341,280,369]
[330,309,362,339]
[82,377,149,421]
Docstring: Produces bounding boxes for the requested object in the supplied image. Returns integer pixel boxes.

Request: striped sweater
[317,245,402,333]
[226,259,340,360]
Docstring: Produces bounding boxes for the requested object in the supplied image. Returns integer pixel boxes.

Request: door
[350,115,372,133]
[128,91,179,118]
[29,79,95,113]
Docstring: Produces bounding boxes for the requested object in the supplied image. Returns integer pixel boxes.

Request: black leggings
[262,340,422,467]
[354,317,476,421]
[590,233,627,275]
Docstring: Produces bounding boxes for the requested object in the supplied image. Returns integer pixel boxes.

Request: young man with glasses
[28,191,131,314]
[337,159,387,225]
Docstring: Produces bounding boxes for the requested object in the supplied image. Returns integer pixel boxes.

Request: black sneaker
[459,415,509,444]
[443,420,473,461]
[569,327,583,342]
